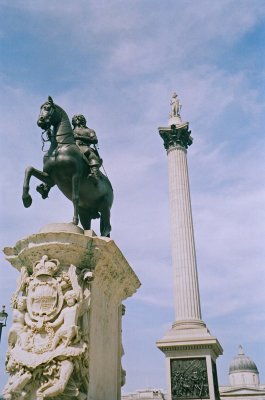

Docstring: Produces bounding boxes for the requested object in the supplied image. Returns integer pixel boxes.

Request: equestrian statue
[22,96,113,237]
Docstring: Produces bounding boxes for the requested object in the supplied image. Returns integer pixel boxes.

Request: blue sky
[0,0,264,393]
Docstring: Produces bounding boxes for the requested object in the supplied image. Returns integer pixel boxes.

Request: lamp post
[0,305,8,343]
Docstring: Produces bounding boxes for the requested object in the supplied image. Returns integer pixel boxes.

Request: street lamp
[0,305,8,343]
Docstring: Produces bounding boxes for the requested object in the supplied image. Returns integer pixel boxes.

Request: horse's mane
[54,103,73,136]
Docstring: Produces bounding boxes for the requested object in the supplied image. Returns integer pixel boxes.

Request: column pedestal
[156,321,222,400]
[2,223,140,400]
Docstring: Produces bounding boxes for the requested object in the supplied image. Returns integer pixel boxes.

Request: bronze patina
[72,114,102,179]
[22,96,113,237]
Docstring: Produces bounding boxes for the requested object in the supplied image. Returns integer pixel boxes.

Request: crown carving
[33,255,60,277]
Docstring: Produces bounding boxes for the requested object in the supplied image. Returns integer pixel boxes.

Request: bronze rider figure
[72,114,102,180]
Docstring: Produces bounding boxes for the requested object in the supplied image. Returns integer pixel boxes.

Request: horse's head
[37,96,58,130]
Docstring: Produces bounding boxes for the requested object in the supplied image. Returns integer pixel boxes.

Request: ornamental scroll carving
[3,255,93,400]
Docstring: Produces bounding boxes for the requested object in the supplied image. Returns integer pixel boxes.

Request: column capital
[158,122,193,151]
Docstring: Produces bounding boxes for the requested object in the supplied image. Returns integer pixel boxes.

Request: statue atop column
[169,92,182,126]
[159,92,192,151]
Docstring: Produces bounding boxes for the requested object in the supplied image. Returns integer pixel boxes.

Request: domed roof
[229,345,259,374]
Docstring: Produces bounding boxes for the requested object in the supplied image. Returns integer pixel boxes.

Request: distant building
[122,388,166,399]
[219,346,265,400]
[122,346,265,400]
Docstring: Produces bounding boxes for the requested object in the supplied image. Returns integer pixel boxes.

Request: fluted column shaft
[167,144,201,321]
[159,124,201,323]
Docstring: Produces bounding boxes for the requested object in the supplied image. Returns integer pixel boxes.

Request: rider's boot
[36,183,51,199]
[89,165,100,183]
[88,158,100,182]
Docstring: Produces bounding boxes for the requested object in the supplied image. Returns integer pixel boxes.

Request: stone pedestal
[157,122,222,400]
[156,322,222,400]
[2,223,140,400]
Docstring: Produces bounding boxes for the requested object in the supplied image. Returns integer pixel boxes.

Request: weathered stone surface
[3,224,140,400]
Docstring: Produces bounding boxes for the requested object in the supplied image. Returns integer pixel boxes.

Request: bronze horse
[22,97,113,237]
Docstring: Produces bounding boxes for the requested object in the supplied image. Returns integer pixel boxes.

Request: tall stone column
[156,94,222,400]
[166,126,201,323]
[2,223,140,400]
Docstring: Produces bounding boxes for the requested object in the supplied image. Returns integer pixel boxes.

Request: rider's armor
[72,115,102,180]
[36,114,102,199]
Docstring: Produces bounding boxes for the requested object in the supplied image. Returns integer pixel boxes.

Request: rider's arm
[73,133,83,141]
[74,131,98,145]
[88,130,98,145]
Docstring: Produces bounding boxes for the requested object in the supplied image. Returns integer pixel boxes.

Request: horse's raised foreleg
[72,173,80,225]
[22,166,53,208]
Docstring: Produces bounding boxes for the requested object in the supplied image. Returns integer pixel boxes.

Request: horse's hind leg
[72,173,80,225]
[100,206,111,237]
[22,166,53,208]
[79,208,92,231]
